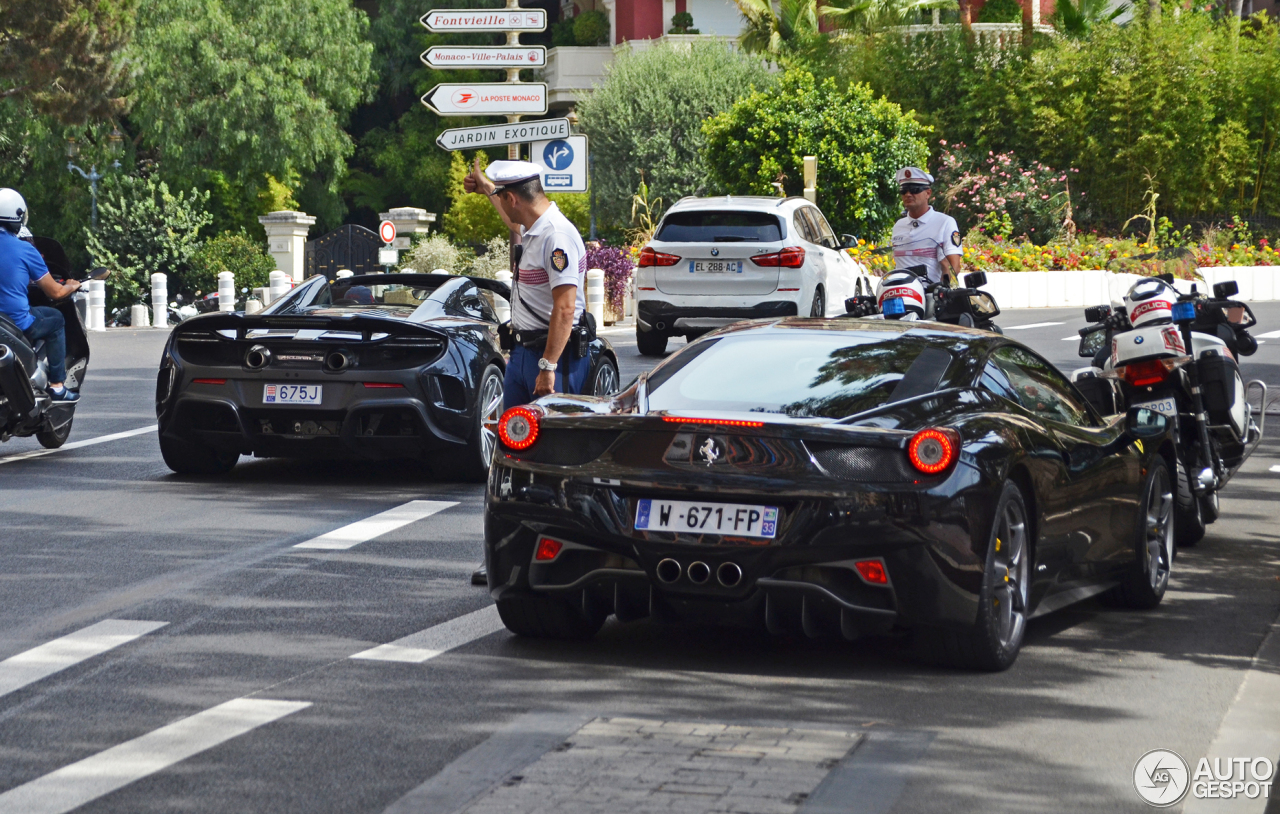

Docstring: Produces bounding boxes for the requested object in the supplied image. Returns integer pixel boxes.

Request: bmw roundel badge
[1134,336,1144,344]
[711,248,719,256]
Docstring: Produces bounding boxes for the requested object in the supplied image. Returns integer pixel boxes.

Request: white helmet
[1124,277,1177,327]
[0,188,28,234]
[876,269,926,320]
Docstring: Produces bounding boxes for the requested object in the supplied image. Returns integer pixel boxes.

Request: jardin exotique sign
[436,118,571,151]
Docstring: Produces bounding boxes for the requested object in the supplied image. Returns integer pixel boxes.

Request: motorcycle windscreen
[32,237,72,279]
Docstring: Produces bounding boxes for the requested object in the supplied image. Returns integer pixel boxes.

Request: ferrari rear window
[646,332,953,419]
[655,211,783,243]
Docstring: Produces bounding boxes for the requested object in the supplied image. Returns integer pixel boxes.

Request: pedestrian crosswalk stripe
[292,500,459,550]
[1255,329,1280,339]
[0,697,309,814]
[0,425,156,466]
[0,619,168,700]
[350,605,504,663]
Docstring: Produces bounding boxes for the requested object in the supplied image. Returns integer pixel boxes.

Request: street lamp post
[66,129,124,230]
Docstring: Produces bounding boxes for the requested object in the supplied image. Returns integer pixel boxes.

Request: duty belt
[513,329,549,349]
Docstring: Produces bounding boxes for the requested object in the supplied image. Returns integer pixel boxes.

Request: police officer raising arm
[464,159,592,408]
[891,167,963,287]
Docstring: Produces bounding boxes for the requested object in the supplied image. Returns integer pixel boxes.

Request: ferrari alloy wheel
[1174,456,1206,546]
[1108,457,1173,609]
[920,480,1030,672]
[457,364,504,483]
[636,326,667,357]
[589,358,620,397]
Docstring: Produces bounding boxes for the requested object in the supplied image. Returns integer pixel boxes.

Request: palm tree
[1052,0,1127,37]
[820,0,959,34]
[734,0,821,56]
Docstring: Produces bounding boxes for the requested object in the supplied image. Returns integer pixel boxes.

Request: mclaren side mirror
[1212,280,1239,300]
[1125,406,1168,440]
[963,271,987,289]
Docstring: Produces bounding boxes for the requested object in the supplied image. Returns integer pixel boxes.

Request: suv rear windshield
[647,330,954,419]
[655,211,783,243]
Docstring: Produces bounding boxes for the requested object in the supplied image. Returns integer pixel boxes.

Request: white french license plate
[263,384,323,405]
[634,498,779,538]
[690,260,742,274]
[1132,397,1177,417]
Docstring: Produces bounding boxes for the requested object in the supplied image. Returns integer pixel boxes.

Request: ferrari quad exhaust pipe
[324,350,351,371]
[656,558,681,583]
[245,345,271,370]
[717,562,743,588]
[687,561,711,584]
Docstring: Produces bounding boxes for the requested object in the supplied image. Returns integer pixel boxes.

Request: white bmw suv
[633,196,874,355]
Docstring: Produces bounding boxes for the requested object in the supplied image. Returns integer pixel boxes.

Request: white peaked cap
[895,167,935,186]
[485,160,542,188]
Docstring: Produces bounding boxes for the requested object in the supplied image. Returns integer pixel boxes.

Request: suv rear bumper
[636,300,799,334]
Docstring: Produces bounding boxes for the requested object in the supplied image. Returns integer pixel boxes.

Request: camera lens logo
[1134,749,1190,807]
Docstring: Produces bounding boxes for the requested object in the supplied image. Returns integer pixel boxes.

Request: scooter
[0,238,108,448]
[1072,275,1264,545]
[842,266,1003,333]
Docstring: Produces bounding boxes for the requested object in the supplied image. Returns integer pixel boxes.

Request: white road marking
[1254,329,1280,339]
[0,619,168,699]
[1269,465,1280,474]
[0,698,309,814]
[1062,335,1082,341]
[350,605,504,663]
[1003,321,1064,330]
[292,500,458,550]
[0,425,156,466]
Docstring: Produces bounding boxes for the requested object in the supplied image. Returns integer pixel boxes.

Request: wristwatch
[537,357,557,372]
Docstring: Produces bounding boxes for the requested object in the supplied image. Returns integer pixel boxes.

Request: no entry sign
[378,220,396,244]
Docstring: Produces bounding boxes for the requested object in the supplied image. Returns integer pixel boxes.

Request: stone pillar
[1031,0,1041,25]
[378,207,437,251]
[258,210,316,283]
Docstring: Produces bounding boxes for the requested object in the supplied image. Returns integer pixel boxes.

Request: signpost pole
[505,0,522,272]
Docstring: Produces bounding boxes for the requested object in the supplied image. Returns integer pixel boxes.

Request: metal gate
[304,224,381,279]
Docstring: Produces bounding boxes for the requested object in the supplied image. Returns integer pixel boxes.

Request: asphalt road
[1,304,1279,813]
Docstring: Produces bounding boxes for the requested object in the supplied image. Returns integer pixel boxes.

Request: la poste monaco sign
[436,117,571,151]
[422,83,548,116]
[420,10,546,32]
[422,46,546,69]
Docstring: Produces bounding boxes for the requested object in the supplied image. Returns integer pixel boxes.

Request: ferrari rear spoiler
[171,311,450,342]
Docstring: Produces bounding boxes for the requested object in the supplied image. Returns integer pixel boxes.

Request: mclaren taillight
[1118,358,1175,388]
[908,428,960,475]
[662,416,765,428]
[750,247,806,268]
[191,378,226,385]
[534,537,563,561]
[639,247,681,267]
[362,382,405,389]
[498,405,542,450]
[854,559,889,585]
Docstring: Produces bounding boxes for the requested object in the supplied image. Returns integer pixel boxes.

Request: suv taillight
[750,247,806,268]
[639,247,681,267]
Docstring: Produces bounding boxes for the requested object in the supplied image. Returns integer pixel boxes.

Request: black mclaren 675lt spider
[484,317,1179,670]
[156,273,618,479]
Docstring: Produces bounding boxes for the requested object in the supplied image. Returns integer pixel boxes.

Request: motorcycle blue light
[883,297,905,316]
[1172,301,1196,322]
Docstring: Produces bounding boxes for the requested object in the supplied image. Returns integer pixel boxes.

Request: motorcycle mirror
[241,287,249,293]
[86,267,111,281]
[963,271,987,289]
[175,293,184,303]
[1084,304,1111,323]
[1157,272,1175,285]
[1124,406,1168,440]
[1212,280,1239,300]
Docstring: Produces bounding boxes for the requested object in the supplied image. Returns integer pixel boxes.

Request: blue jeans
[504,343,591,409]
[23,306,67,383]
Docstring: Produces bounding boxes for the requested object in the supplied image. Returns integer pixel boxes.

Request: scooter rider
[0,189,80,402]
[892,167,963,287]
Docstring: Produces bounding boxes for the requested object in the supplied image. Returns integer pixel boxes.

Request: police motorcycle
[1073,266,1264,545]
[842,262,1003,332]
[0,237,109,448]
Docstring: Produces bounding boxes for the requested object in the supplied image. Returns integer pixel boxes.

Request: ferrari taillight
[639,247,681,267]
[750,247,806,268]
[534,537,563,561]
[854,559,889,585]
[498,405,541,450]
[908,428,960,475]
[1118,358,1175,387]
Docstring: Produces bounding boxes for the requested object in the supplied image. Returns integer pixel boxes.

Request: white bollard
[586,268,605,326]
[268,270,290,304]
[336,270,354,279]
[87,279,106,331]
[254,286,271,306]
[495,270,512,323]
[217,271,235,312]
[150,273,168,328]
[130,303,150,328]
[244,299,262,315]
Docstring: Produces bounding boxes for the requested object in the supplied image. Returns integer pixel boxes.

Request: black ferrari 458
[155,273,619,479]
[484,318,1178,670]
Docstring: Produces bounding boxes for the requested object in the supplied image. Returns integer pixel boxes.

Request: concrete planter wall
[980,267,1280,309]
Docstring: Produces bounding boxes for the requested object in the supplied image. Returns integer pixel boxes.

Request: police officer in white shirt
[891,166,963,286]
[464,159,591,408]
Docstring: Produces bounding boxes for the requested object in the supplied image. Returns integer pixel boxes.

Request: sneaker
[470,564,488,586]
[48,386,80,403]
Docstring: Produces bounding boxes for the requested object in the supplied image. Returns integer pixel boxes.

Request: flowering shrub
[586,243,635,318]
[933,142,1078,241]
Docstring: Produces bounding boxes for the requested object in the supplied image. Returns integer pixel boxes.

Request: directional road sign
[378,220,396,244]
[436,118,571,151]
[532,135,589,193]
[420,9,546,33]
[422,46,546,69]
[421,83,548,116]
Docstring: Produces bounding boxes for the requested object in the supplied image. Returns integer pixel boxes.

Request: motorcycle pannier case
[1196,352,1243,430]
[1072,373,1123,417]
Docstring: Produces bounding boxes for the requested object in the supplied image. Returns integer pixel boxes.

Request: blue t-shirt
[0,230,50,331]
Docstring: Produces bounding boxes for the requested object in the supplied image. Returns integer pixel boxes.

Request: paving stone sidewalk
[458,716,861,814]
